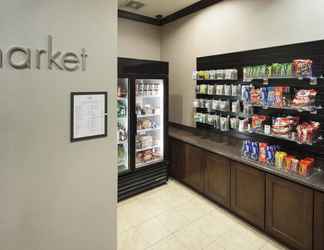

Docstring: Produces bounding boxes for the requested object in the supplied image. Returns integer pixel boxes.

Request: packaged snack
[293,59,313,78]
[216,70,225,80]
[292,89,317,107]
[274,87,284,107]
[242,85,251,103]
[209,70,216,80]
[243,103,253,116]
[231,84,241,97]
[207,85,215,95]
[266,145,278,166]
[272,116,299,136]
[200,84,208,94]
[259,143,268,164]
[299,157,315,177]
[284,155,294,172]
[193,99,200,108]
[215,115,220,129]
[251,87,261,105]
[291,158,299,173]
[260,87,268,106]
[275,151,287,169]
[207,114,215,126]
[231,100,240,114]
[216,85,224,95]
[239,118,249,132]
[252,115,268,131]
[212,100,220,110]
[251,142,259,161]
[230,117,239,130]
[219,100,230,112]
[220,116,230,132]
[224,85,231,96]
[296,121,320,144]
[267,87,275,106]
[242,140,252,158]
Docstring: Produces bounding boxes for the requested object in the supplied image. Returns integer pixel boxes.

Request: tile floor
[118,179,290,250]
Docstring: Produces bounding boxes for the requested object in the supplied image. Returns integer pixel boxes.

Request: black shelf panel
[196,40,324,170]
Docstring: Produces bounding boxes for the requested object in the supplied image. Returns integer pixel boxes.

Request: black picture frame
[70,91,108,142]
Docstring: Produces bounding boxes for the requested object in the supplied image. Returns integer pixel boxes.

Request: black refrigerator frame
[118,57,169,201]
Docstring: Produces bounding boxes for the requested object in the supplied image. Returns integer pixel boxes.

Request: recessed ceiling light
[125,0,145,10]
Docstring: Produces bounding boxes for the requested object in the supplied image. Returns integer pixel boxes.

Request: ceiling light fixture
[124,0,145,10]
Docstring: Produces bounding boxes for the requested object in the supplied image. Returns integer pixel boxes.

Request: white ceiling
[118,0,201,18]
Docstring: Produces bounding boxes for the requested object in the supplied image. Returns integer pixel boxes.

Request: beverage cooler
[117,58,169,201]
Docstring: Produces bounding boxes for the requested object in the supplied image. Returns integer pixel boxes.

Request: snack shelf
[244,77,323,88]
[252,104,321,113]
[241,157,319,180]
[248,130,321,146]
[136,158,163,168]
[136,145,159,152]
[196,93,240,99]
[137,127,160,133]
[137,114,161,118]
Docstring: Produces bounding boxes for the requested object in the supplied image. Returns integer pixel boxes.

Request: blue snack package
[242,85,251,104]
[267,87,275,106]
[260,87,268,106]
[251,142,259,161]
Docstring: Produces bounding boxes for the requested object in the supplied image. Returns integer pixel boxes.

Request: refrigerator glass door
[135,79,164,168]
[117,78,130,173]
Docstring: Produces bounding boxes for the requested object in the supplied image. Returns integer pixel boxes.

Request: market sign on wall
[0,35,88,71]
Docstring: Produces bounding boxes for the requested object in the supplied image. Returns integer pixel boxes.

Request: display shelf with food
[135,79,165,169]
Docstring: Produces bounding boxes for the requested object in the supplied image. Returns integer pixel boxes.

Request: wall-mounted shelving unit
[194,40,324,174]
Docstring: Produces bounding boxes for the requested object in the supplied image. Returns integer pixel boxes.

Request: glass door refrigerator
[118,58,169,201]
[117,78,130,174]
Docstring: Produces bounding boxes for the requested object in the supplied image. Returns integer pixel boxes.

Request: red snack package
[292,89,317,107]
[252,115,268,130]
[299,157,315,177]
[259,143,268,164]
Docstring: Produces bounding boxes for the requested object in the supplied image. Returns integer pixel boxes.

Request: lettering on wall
[0,35,88,71]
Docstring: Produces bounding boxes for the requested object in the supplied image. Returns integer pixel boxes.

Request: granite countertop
[169,126,324,193]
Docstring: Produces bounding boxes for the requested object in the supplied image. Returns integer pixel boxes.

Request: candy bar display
[241,140,315,177]
[193,69,238,80]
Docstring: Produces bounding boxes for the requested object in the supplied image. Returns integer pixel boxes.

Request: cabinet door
[230,161,265,229]
[205,152,230,208]
[169,138,186,181]
[314,191,324,250]
[266,175,313,250]
[184,143,204,192]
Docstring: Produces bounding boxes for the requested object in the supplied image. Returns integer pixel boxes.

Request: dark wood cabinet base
[169,136,321,250]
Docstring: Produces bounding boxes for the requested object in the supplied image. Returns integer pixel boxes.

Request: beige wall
[161,0,324,126]
[118,18,161,60]
[0,1,117,250]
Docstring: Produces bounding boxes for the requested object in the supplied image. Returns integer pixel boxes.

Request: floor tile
[148,235,188,250]
[174,222,215,250]
[117,179,287,250]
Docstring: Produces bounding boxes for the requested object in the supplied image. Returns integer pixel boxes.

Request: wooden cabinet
[266,175,313,250]
[314,191,324,250]
[183,143,204,192]
[230,161,266,229]
[204,152,230,208]
[169,138,186,181]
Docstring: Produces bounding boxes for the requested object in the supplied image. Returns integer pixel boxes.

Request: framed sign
[71,92,108,142]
